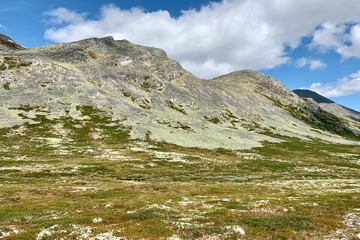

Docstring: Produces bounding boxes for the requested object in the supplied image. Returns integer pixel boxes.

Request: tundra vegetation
[0,106,359,239]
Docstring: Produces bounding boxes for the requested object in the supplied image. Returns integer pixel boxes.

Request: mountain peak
[0,34,25,51]
[31,36,168,64]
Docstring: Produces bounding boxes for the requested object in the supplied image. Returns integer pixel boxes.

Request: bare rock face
[0,35,359,150]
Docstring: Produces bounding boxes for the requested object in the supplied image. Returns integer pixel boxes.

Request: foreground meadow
[0,108,359,239]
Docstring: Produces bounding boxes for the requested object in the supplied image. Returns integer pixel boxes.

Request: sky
[1,0,360,111]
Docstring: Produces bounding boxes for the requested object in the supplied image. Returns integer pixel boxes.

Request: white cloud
[337,24,360,58]
[295,58,327,70]
[309,22,346,52]
[309,70,360,97]
[43,1,360,78]
[349,70,360,79]
[310,23,360,59]
[0,24,7,31]
[309,60,326,70]
[43,8,87,25]
[182,59,235,79]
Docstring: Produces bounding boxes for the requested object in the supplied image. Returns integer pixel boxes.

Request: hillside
[0,36,358,151]
[294,89,360,134]
[0,36,360,239]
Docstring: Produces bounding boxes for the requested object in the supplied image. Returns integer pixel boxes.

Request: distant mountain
[0,35,359,152]
[294,89,360,122]
[293,89,334,104]
[0,34,25,51]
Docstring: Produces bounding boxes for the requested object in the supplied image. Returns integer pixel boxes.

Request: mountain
[0,35,359,152]
[294,89,360,133]
[2,35,360,240]
[293,89,335,104]
[0,34,25,51]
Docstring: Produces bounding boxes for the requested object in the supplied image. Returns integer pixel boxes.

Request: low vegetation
[0,106,359,239]
[1,56,32,70]
[166,99,187,115]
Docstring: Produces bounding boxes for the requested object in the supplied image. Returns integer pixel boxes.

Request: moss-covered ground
[0,106,359,239]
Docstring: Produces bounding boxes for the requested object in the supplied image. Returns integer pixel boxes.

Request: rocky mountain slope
[0,36,359,151]
[294,89,360,134]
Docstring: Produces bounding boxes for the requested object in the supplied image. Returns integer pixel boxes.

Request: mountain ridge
[0,35,359,150]
[294,89,360,116]
[293,89,335,104]
[294,89,360,134]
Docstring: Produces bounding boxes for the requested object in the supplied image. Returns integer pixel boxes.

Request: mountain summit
[0,36,359,150]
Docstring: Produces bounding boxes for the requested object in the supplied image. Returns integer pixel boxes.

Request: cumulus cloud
[295,58,327,70]
[310,22,360,59]
[309,22,347,52]
[309,70,360,97]
[337,24,360,58]
[43,0,360,78]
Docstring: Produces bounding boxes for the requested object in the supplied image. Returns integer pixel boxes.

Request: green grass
[242,214,313,231]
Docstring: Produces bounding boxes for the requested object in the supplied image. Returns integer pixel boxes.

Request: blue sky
[1,0,360,111]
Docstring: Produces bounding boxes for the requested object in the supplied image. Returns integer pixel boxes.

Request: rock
[225,225,246,235]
